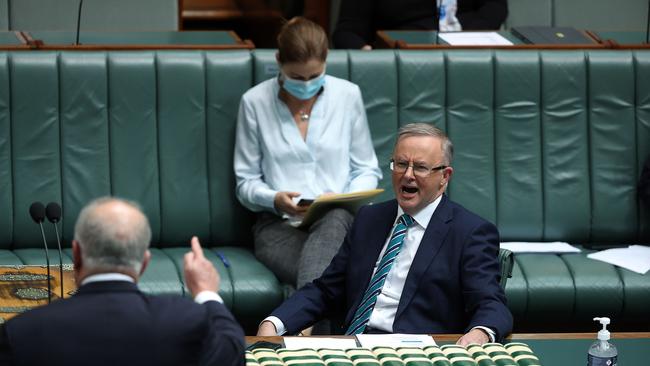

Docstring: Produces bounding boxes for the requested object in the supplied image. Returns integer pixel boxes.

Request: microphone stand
[53,222,64,299]
[75,0,84,45]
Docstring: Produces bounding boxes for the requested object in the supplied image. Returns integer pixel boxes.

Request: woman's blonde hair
[277,17,328,64]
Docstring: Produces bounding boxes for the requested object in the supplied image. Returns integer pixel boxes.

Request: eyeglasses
[390,159,447,178]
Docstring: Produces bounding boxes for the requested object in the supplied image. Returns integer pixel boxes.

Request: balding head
[73,197,151,281]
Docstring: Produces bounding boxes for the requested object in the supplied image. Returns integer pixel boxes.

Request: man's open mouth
[402,186,419,194]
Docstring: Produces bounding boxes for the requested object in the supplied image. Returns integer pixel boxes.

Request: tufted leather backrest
[0,49,648,251]
[396,50,650,244]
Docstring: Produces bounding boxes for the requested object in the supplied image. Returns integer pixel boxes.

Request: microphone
[75,0,84,45]
[29,202,52,304]
[46,202,64,300]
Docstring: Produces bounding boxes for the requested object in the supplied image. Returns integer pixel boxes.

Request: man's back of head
[73,197,152,282]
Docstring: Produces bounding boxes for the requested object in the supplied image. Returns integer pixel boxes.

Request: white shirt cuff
[194,291,224,304]
[472,326,496,343]
[262,316,286,335]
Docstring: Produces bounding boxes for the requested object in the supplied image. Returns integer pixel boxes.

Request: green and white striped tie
[345,213,414,335]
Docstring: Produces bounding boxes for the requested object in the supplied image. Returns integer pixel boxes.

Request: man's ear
[442,167,454,186]
[275,51,280,64]
[139,249,151,277]
[72,240,82,272]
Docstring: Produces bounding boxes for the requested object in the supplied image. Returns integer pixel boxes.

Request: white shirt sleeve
[194,290,224,305]
[261,316,286,335]
[234,96,279,212]
[472,326,496,342]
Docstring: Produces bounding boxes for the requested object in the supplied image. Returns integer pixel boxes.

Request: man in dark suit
[258,123,512,345]
[0,197,245,366]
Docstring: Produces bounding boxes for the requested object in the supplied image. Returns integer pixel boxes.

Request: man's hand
[274,191,308,217]
[257,321,278,336]
[456,328,490,346]
[184,236,220,297]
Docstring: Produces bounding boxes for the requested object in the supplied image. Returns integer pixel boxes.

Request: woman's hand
[274,191,309,217]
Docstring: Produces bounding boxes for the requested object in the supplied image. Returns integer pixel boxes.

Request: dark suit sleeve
[639,156,650,209]
[199,301,246,366]
[0,325,15,366]
[271,210,358,334]
[460,220,513,340]
[332,0,374,49]
[457,0,508,30]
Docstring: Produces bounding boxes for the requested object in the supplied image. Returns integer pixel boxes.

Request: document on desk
[356,334,437,348]
[587,245,650,275]
[439,32,513,46]
[500,242,581,253]
[283,337,358,350]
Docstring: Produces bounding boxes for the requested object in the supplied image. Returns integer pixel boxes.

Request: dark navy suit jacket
[273,195,513,339]
[0,281,245,366]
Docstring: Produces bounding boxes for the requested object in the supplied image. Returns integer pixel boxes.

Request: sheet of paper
[282,337,358,350]
[439,32,513,46]
[500,242,581,253]
[356,334,436,349]
[587,245,650,275]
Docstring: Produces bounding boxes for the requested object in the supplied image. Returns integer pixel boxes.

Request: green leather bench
[0,49,648,333]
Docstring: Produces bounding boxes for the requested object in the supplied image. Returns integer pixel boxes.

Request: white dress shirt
[234,75,381,213]
[81,273,223,305]
[265,195,495,341]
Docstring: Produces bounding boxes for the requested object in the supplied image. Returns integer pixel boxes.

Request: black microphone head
[45,202,62,223]
[29,202,46,223]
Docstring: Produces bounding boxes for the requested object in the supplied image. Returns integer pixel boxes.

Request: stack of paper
[587,245,650,274]
[500,242,581,253]
[356,334,437,348]
[439,32,513,46]
[283,337,358,350]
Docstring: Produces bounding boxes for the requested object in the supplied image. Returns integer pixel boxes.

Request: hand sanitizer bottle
[587,317,618,366]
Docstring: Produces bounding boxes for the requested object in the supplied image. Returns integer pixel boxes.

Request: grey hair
[74,197,151,274]
[396,123,454,165]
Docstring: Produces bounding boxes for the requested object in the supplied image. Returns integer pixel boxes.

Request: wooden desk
[247,332,650,365]
[376,30,623,49]
[15,30,253,50]
[0,31,28,49]
[595,31,650,49]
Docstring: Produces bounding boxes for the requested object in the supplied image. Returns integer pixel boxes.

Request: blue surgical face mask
[282,71,326,100]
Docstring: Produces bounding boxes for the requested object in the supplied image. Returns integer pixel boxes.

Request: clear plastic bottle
[587,317,618,366]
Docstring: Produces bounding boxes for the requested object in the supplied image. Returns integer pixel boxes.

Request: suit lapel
[345,201,398,325]
[394,195,453,322]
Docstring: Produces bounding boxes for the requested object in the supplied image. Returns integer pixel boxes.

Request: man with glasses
[258,123,512,345]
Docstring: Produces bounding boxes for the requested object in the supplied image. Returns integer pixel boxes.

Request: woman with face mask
[234,17,381,331]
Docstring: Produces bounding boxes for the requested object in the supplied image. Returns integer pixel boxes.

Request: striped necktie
[345,213,415,335]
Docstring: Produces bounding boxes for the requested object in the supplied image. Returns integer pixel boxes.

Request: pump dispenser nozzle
[593,317,611,341]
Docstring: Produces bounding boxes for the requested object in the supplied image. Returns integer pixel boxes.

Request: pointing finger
[191,236,205,259]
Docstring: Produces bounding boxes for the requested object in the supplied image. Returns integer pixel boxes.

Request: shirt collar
[81,272,135,286]
[396,194,443,229]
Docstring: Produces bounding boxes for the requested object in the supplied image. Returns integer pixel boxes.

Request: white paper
[587,245,650,275]
[439,31,513,46]
[282,337,358,350]
[500,242,581,253]
[356,334,436,349]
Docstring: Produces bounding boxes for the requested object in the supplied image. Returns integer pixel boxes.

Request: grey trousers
[253,208,354,289]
